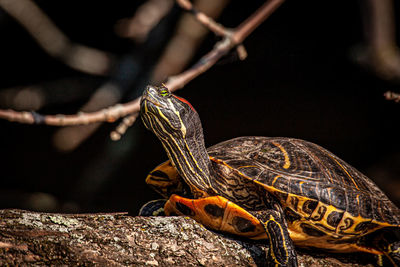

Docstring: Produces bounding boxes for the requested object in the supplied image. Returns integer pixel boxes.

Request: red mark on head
[173,95,196,112]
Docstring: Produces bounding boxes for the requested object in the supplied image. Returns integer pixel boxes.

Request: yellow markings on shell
[286,195,392,237]
[272,175,281,186]
[282,193,393,238]
[210,156,399,238]
[285,194,306,212]
[327,153,360,190]
[299,181,305,195]
[339,213,392,235]
[221,161,397,229]
[237,165,258,169]
[272,142,291,169]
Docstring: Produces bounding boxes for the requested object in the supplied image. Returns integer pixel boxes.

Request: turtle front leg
[139,199,167,216]
[379,241,400,266]
[165,194,298,266]
[251,210,298,267]
[388,242,400,265]
[372,231,400,266]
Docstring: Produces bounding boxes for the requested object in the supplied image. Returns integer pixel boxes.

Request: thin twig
[166,0,285,90]
[0,0,285,127]
[151,0,230,84]
[110,113,139,141]
[176,0,228,37]
[233,0,284,43]
[175,0,248,64]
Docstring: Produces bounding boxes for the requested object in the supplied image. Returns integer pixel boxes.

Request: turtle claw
[139,199,167,216]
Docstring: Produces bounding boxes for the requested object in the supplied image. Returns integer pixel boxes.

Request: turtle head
[140,85,199,140]
[140,85,213,197]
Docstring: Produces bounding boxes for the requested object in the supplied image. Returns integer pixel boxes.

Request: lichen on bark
[0,209,374,266]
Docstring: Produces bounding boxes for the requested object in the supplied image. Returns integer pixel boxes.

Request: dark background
[0,0,399,214]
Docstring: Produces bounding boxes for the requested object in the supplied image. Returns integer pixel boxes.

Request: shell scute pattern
[326,210,344,228]
[345,190,362,217]
[329,187,347,211]
[317,184,331,206]
[298,182,318,200]
[207,136,400,226]
[236,166,261,179]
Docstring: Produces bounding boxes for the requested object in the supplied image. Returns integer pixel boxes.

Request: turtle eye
[160,89,169,97]
[159,84,170,97]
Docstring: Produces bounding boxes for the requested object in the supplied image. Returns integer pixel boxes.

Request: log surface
[0,209,374,266]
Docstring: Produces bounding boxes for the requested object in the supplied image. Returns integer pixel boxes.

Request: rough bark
[0,209,374,266]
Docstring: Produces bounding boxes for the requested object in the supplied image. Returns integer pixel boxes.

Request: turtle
[139,85,400,266]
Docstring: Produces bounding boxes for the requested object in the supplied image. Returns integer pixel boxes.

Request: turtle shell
[206,136,400,247]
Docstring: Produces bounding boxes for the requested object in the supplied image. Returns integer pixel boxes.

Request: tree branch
[0,99,140,125]
[0,209,373,266]
[0,0,285,131]
[176,0,229,37]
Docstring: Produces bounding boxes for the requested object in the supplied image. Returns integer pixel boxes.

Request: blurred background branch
[0,0,284,134]
[353,0,400,81]
[115,0,174,42]
[0,0,114,75]
[384,91,400,103]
